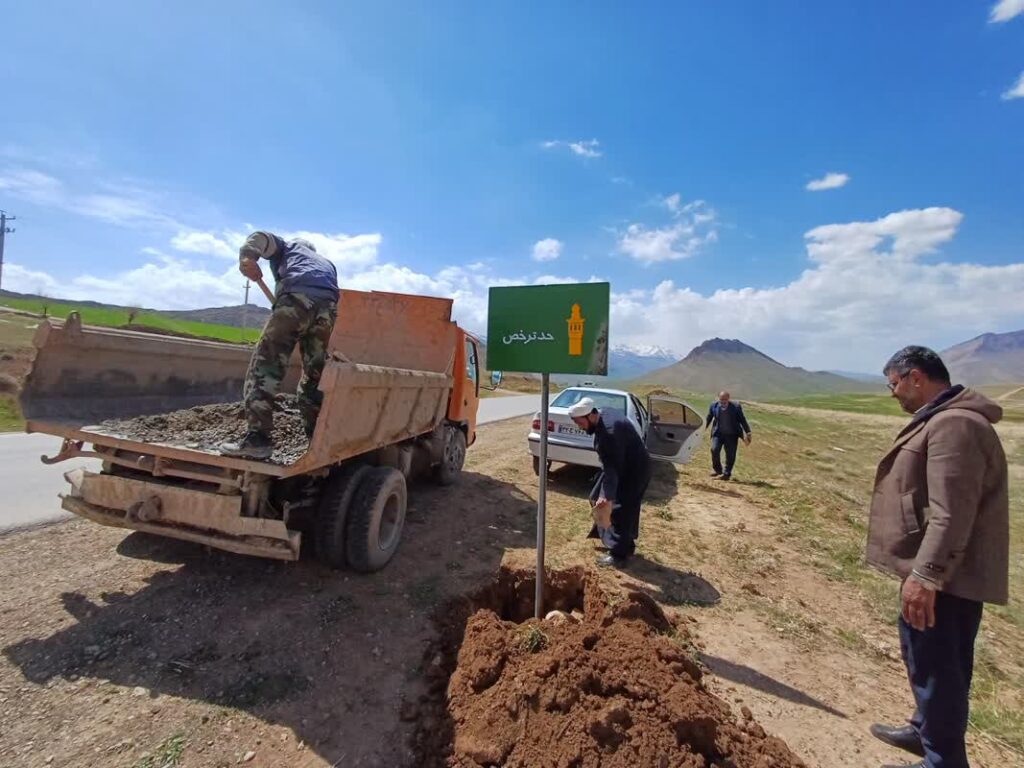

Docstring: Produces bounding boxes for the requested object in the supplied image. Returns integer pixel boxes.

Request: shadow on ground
[699,652,848,718]
[3,470,535,768]
[622,555,722,607]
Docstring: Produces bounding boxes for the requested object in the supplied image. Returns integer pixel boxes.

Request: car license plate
[559,424,588,437]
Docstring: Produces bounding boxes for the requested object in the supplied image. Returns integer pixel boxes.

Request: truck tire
[315,464,372,569]
[433,426,466,486]
[346,466,408,573]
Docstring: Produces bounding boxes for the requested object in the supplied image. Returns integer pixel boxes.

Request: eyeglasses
[886,372,910,392]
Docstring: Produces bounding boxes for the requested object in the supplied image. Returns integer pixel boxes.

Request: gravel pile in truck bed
[96,395,309,465]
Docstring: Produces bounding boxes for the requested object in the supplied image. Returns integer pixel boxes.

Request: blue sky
[1,1,1022,371]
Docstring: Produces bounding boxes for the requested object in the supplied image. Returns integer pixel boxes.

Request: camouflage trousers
[243,293,338,437]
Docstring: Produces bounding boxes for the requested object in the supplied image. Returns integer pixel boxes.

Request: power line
[0,210,15,293]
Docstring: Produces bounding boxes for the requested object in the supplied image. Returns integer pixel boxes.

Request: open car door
[645,396,703,464]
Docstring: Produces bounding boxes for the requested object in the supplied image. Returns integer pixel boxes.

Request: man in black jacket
[569,397,652,568]
[704,391,752,481]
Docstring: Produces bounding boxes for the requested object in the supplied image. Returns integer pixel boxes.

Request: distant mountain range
[607,344,678,380]
[826,369,885,383]
[942,330,1024,386]
[3,290,1022,390]
[641,338,878,399]
[165,304,271,328]
[474,338,677,382]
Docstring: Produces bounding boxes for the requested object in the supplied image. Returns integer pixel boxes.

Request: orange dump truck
[19,289,482,571]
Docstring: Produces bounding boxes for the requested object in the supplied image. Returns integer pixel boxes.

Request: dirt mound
[97,395,309,464]
[415,567,805,768]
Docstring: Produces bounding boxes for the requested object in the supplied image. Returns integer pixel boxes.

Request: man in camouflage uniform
[220,231,339,459]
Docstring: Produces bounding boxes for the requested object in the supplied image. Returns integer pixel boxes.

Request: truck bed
[21,290,459,478]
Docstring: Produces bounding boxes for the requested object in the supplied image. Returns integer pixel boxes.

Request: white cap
[567,397,597,418]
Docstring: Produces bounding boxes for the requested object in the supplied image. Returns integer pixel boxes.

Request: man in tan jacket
[866,346,1009,768]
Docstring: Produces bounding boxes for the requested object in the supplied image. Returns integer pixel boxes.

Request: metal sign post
[486,283,610,619]
[535,372,550,618]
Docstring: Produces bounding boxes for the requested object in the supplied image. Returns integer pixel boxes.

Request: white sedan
[527,387,704,474]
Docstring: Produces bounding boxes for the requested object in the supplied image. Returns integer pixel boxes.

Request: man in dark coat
[568,397,652,568]
[704,391,752,480]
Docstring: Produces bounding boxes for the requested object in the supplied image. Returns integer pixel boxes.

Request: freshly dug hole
[414,566,805,768]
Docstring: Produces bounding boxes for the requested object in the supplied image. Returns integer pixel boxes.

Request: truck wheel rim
[445,438,464,470]
[378,495,401,551]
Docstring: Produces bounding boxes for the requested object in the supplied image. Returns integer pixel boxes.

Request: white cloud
[610,207,1024,371]
[4,257,240,309]
[0,166,181,228]
[990,0,1024,22]
[569,139,602,158]
[1001,71,1024,100]
[531,238,563,262]
[167,229,382,269]
[0,169,64,206]
[803,207,962,264]
[171,230,242,259]
[541,139,603,158]
[618,199,718,264]
[11,156,1020,377]
[3,263,62,296]
[283,231,381,269]
[663,193,682,215]
[806,172,850,191]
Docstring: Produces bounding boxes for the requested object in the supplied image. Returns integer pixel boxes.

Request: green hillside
[0,296,260,344]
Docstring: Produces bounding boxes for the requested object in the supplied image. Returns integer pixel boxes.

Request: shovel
[254,277,275,304]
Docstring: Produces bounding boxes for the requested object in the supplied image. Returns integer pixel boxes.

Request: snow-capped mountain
[595,344,680,381]
[477,335,679,382]
[612,344,678,360]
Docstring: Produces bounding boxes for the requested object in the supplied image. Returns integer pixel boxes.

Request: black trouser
[587,461,652,560]
[711,434,740,476]
[899,590,983,768]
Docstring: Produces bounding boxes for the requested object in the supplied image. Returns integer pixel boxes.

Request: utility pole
[0,210,15,293]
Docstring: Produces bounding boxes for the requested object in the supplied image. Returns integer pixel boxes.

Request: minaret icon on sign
[567,303,585,356]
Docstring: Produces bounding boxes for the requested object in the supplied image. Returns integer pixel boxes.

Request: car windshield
[552,389,627,413]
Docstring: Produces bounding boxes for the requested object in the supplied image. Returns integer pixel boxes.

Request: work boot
[596,554,627,569]
[869,723,925,758]
[220,431,273,459]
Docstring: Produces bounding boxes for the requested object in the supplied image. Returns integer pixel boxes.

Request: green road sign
[486,282,610,375]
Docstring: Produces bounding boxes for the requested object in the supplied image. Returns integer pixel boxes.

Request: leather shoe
[596,554,627,569]
[869,723,925,758]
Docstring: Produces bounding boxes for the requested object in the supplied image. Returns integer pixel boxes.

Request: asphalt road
[0,392,545,532]
[0,433,102,531]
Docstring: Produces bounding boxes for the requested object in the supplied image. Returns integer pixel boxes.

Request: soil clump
[415,566,806,768]
[97,394,309,464]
